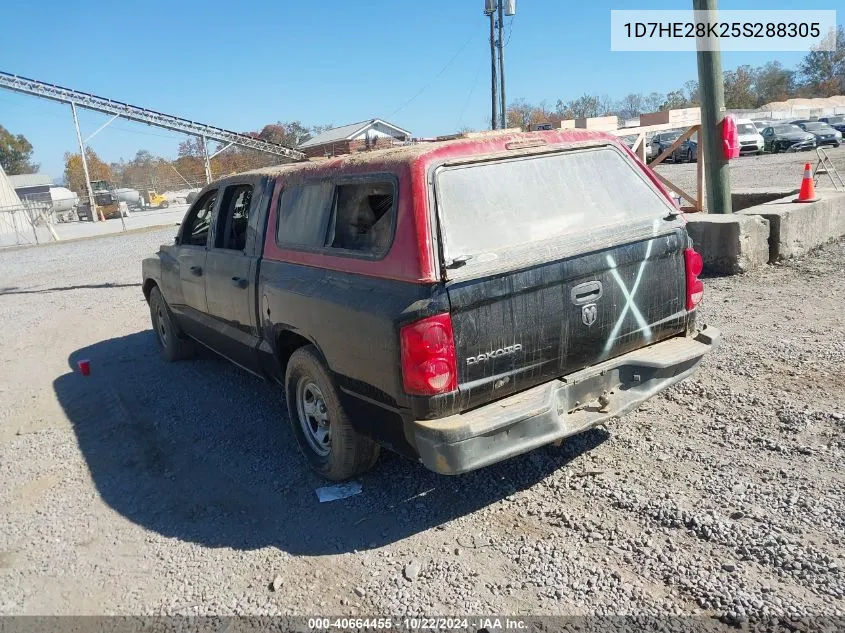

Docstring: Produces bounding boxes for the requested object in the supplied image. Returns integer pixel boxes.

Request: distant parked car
[751,121,769,133]
[819,115,845,135]
[761,124,816,153]
[795,121,842,148]
[736,119,764,155]
[620,135,655,161]
[789,119,815,126]
[649,131,696,162]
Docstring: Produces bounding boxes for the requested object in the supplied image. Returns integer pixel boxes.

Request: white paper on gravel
[315,481,363,502]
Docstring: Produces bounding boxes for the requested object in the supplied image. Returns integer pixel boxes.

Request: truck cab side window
[181,190,217,246]
[215,184,252,251]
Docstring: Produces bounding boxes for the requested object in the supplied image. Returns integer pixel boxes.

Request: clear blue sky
[0,0,835,180]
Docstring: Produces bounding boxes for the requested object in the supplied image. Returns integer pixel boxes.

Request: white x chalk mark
[602,239,655,356]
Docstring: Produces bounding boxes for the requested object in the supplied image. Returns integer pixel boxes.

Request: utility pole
[488,8,498,130]
[201,135,213,184]
[497,0,507,129]
[694,0,731,213]
[70,102,98,222]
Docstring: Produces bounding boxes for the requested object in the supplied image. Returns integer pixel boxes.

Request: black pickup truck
[142,130,719,480]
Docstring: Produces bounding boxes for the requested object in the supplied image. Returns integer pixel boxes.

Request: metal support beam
[70,102,97,222]
[209,142,234,160]
[201,135,212,184]
[497,0,507,129]
[84,113,120,143]
[489,10,498,129]
[694,0,731,213]
[170,165,193,188]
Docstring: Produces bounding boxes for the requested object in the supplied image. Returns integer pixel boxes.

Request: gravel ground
[0,225,843,626]
[653,145,845,208]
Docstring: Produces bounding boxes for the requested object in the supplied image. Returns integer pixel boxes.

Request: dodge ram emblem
[582,303,598,327]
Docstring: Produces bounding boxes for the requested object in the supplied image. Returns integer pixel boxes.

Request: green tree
[798,24,845,96]
[616,93,645,120]
[64,148,112,195]
[506,98,535,129]
[723,65,757,108]
[0,125,39,175]
[661,90,689,110]
[643,92,665,113]
[753,61,795,105]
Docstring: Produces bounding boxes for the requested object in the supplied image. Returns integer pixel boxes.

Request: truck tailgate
[447,230,687,408]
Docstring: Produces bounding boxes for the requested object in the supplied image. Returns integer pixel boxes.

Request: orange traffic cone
[794,163,819,203]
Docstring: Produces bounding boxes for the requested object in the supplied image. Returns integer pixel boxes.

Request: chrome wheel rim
[296,379,331,456]
[155,302,169,348]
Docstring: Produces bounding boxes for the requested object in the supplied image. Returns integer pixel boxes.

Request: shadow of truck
[53,330,608,556]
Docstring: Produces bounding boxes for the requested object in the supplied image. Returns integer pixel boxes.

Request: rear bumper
[409,326,720,475]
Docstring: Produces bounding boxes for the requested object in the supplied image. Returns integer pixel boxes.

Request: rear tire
[285,345,379,481]
[149,286,194,361]
[160,200,169,208]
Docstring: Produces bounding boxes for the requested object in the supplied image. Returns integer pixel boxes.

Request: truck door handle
[231,276,248,289]
[190,266,203,276]
[571,281,603,305]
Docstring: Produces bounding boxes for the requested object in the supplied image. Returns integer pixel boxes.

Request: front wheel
[285,346,379,480]
[160,200,169,208]
[148,286,194,361]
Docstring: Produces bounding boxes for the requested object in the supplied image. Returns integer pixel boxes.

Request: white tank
[48,187,79,213]
[112,187,143,206]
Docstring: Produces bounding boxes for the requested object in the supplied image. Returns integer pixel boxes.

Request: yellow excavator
[143,190,169,209]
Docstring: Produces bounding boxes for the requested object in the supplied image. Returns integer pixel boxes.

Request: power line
[504,15,515,47]
[389,27,481,118]
[457,60,484,131]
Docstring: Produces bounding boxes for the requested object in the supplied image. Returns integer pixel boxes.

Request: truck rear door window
[435,146,673,263]
[277,182,334,247]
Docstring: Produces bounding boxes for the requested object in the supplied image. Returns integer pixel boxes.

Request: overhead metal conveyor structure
[0,70,306,222]
[0,71,305,161]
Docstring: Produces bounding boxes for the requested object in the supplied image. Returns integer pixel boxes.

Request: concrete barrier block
[732,187,799,212]
[684,214,770,275]
[738,191,845,260]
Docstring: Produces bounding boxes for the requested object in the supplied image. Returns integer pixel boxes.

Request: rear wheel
[148,286,194,361]
[160,200,169,208]
[285,346,379,480]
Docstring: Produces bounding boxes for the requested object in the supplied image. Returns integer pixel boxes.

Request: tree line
[506,25,844,129]
[60,121,331,196]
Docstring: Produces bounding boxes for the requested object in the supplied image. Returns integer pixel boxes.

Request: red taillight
[684,247,704,310]
[400,313,457,396]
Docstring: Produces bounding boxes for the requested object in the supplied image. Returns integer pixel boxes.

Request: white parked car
[737,118,765,155]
